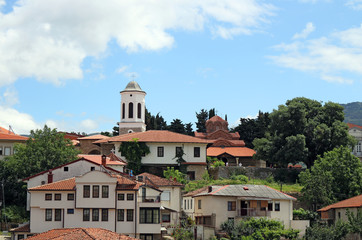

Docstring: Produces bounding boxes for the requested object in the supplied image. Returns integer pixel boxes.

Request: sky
[0,0,362,135]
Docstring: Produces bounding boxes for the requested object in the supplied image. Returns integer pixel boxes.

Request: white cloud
[346,0,362,10]
[293,22,315,39]
[0,87,19,107]
[80,119,98,131]
[117,65,130,73]
[0,106,41,134]
[270,24,362,84]
[0,0,274,87]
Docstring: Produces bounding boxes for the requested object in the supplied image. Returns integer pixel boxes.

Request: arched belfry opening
[119,80,146,135]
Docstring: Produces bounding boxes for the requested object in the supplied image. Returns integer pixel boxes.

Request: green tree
[1,125,80,206]
[209,108,216,119]
[145,108,168,130]
[118,138,150,174]
[221,218,299,240]
[347,209,362,236]
[299,146,362,210]
[253,97,355,168]
[232,111,270,148]
[185,122,194,136]
[305,221,349,240]
[163,167,187,185]
[112,125,119,136]
[168,119,186,134]
[195,109,209,132]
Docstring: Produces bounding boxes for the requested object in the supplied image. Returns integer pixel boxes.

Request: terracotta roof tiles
[78,134,109,140]
[0,133,28,141]
[29,178,76,191]
[318,194,362,212]
[137,172,183,187]
[207,147,256,157]
[347,123,362,130]
[94,130,208,144]
[25,228,137,240]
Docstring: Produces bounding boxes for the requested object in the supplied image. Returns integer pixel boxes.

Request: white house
[183,185,300,239]
[23,154,127,210]
[0,126,28,160]
[136,172,184,227]
[23,170,163,240]
[348,123,362,160]
[95,130,209,180]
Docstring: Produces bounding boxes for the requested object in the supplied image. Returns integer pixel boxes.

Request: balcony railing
[138,196,161,203]
[237,208,271,218]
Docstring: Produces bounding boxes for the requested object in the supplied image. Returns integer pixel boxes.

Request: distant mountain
[341,102,362,126]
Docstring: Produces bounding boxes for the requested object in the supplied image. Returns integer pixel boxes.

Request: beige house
[0,126,28,160]
[137,172,184,227]
[184,185,297,238]
[22,170,163,240]
[95,130,208,180]
[318,194,362,224]
[348,123,362,161]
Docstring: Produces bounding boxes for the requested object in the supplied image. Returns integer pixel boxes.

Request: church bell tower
[119,81,146,135]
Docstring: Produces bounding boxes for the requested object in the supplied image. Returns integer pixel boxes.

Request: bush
[305,221,349,240]
[293,208,318,224]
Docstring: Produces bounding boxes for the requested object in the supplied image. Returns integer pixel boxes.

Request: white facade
[119,81,146,133]
[29,171,162,239]
[349,127,362,158]
[115,142,207,165]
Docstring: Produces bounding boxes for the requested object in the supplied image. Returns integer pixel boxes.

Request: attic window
[243,187,249,190]
[64,167,69,172]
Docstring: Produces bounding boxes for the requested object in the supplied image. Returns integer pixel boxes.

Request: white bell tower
[119,81,146,135]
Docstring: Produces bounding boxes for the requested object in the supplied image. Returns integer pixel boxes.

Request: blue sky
[0,0,361,134]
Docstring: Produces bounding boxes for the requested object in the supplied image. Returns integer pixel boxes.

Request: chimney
[208,186,212,193]
[101,155,107,166]
[48,170,53,184]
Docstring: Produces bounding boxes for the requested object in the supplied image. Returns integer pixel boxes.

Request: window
[184,199,186,209]
[17,234,24,240]
[83,209,90,221]
[176,147,182,156]
[67,193,74,200]
[83,185,90,198]
[187,199,189,209]
[122,103,125,119]
[93,185,99,198]
[102,185,109,198]
[357,142,362,152]
[187,171,195,181]
[161,191,170,201]
[191,199,193,209]
[140,234,153,240]
[117,209,124,221]
[45,194,52,201]
[157,147,164,157]
[102,209,108,221]
[127,209,134,221]
[198,199,201,209]
[129,102,133,118]
[0,146,2,155]
[140,208,160,224]
[338,212,341,219]
[91,166,95,171]
[118,193,125,200]
[138,103,142,119]
[228,201,236,211]
[67,209,74,214]
[92,209,99,221]
[45,209,52,221]
[127,193,134,201]
[194,147,200,157]
[268,202,273,211]
[162,214,170,223]
[54,194,61,201]
[275,202,280,211]
[55,209,61,221]
[63,167,68,172]
[4,147,11,156]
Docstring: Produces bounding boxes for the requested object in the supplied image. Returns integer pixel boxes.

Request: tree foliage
[118,138,150,174]
[0,125,80,206]
[195,109,209,133]
[168,119,186,134]
[145,108,168,131]
[305,221,349,240]
[163,167,187,185]
[231,111,270,148]
[299,146,362,210]
[221,218,299,240]
[253,97,355,168]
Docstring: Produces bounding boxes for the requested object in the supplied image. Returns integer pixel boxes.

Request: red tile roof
[137,172,183,187]
[25,228,137,240]
[0,126,28,141]
[115,175,144,190]
[318,194,362,212]
[78,154,126,166]
[78,134,110,140]
[10,223,30,232]
[94,130,208,144]
[207,116,226,123]
[183,186,208,197]
[207,147,256,157]
[0,126,15,135]
[29,178,76,191]
[347,123,362,130]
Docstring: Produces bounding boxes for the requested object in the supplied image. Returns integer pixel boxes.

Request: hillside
[341,102,362,126]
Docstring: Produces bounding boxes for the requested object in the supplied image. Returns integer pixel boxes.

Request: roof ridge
[81,228,96,240]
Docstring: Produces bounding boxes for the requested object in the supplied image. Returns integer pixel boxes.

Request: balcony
[236,208,271,218]
[138,196,161,203]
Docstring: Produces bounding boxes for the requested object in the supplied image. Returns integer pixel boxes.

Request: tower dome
[119,81,146,135]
